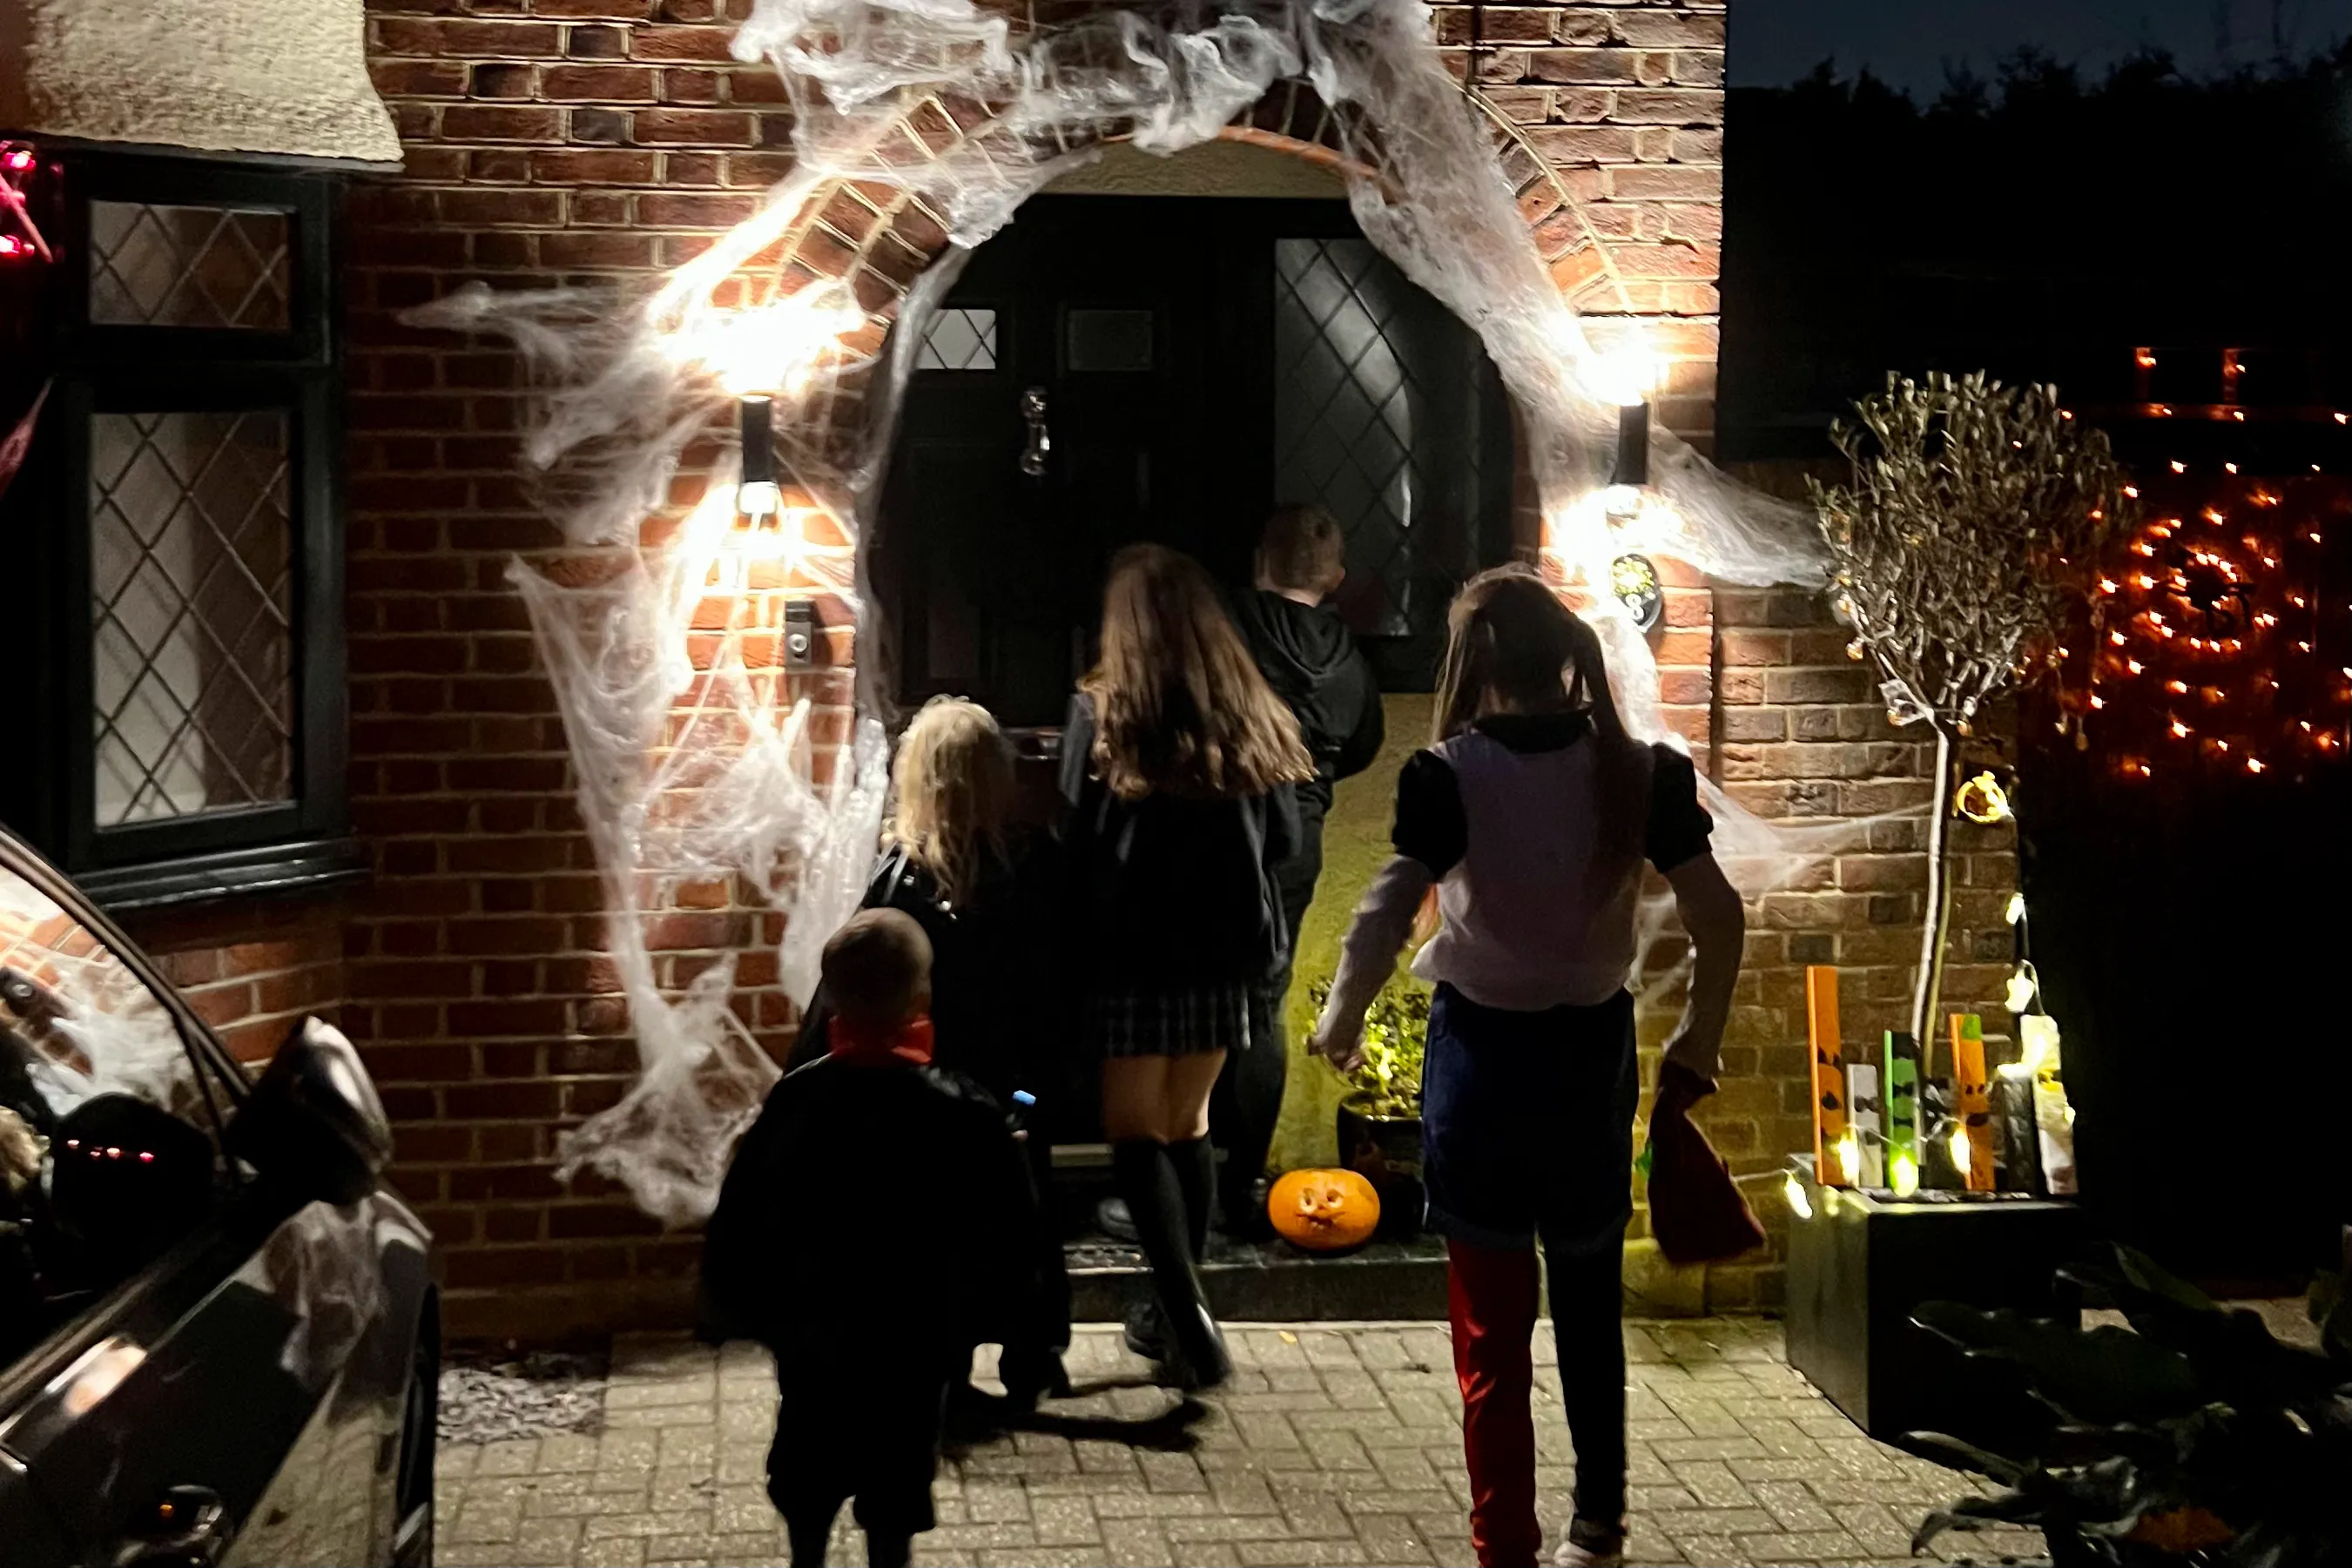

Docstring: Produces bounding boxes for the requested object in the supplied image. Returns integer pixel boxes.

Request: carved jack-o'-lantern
[1268,1168,1381,1253]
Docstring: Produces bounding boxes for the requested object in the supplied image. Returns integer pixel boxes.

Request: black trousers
[767,1355,950,1539]
[1210,823,1323,1221]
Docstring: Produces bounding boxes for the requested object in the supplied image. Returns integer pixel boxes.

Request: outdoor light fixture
[1596,340,1659,523]
[737,394,780,521]
[2005,961,2041,1016]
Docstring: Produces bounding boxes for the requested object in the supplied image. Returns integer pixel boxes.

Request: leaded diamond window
[0,151,354,910]
[89,202,292,331]
[1273,239,1421,637]
[916,307,998,372]
[91,411,294,827]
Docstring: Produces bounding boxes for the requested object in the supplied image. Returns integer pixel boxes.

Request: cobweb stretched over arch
[409,0,1885,1226]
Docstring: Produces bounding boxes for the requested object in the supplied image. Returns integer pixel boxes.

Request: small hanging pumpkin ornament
[1267,1168,1381,1253]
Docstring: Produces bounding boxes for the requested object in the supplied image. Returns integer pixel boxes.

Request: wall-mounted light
[737,394,780,522]
[1594,340,1658,523]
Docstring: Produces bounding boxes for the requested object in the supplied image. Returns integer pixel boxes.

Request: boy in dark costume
[703,909,1039,1568]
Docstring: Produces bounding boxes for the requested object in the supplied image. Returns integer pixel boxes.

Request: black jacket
[1222,588,1384,819]
[699,1052,1037,1365]
[784,831,1068,1105]
[1058,695,1301,987]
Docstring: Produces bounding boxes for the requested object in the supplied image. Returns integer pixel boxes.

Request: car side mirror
[225,1018,393,1208]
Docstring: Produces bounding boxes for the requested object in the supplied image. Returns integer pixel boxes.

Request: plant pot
[1336,1102,1424,1239]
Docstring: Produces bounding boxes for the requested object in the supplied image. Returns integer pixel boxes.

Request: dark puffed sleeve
[1645,744,1714,873]
[1392,750,1468,878]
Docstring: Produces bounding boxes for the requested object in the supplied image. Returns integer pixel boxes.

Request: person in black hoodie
[1212,502,1385,1235]
[703,909,1037,1568]
[782,697,1072,1408]
[1061,544,1311,1388]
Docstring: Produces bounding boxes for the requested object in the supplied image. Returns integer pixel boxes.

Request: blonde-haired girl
[788,694,1070,1410]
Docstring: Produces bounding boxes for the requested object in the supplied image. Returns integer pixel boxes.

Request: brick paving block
[1234,1538,1373,1566]
[1654,1434,1770,1463]
[1137,1450,1210,1493]
[1652,1504,1783,1538]
[569,1542,644,1568]
[1300,1428,1378,1470]
[1736,1527,1867,1561]
[1204,1469,1282,1515]
[979,1551,1100,1567]
[606,1376,717,1409]
[1749,1478,1841,1534]
[1369,1443,1446,1491]
[1028,1494,1102,1546]
[1271,1484,1355,1538]
[475,1437,544,1477]
[1351,1511,1437,1565]
[1339,1486,1455,1517]
[1096,1518,1175,1568]
[1427,1531,1479,1568]
[1670,1458,1758,1510]
[448,1492,524,1545]
[1665,1532,1755,1567]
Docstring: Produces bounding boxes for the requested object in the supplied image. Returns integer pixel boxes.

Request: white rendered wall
[0,0,399,165]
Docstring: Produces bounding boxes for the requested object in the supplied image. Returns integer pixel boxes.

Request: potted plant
[1809,372,2132,1068]
[1310,977,1429,1239]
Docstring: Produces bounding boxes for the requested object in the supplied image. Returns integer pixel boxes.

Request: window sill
[77,836,369,913]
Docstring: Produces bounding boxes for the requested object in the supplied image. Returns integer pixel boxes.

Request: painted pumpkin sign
[1268,1168,1382,1253]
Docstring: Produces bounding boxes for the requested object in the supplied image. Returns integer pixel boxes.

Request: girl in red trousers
[1312,567,1746,1568]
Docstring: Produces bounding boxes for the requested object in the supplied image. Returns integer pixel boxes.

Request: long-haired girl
[789,695,1071,1409]
[1312,566,1746,1568]
[1061,543,1312,1389]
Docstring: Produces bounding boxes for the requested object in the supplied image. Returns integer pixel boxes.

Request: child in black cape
[702,908,1039,1568]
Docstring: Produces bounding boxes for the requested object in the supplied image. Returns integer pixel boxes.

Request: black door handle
[111,1485,229,1568]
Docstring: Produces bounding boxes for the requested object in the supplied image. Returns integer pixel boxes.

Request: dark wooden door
[873,195,1512,726]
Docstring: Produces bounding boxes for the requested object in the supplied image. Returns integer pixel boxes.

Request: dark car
[0,828,436,1567]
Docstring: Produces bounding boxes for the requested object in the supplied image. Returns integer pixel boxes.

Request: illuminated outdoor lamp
[737,394,780,522]
[1595,339,1660,524]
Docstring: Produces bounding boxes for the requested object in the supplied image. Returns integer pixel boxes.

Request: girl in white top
[1311,566,1746,1568]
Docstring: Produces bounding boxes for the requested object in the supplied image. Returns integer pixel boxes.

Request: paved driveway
[433,1319,2039,1567]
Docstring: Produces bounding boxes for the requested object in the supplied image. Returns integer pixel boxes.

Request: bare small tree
[1809,372,2130,1055]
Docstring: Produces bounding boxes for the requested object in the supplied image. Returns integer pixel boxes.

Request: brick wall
[338,0,1998,1335]
[119,898,349,1069]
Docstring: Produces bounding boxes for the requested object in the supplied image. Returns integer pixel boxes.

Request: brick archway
[725,75,1641,472]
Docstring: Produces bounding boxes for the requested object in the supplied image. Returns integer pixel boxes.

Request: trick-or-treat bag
[1644,1064,1766,1266]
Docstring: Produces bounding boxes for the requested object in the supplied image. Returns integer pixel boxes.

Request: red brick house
[0,0,2014,1341]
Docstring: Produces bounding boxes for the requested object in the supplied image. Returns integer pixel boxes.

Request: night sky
[1730,0,2351,90]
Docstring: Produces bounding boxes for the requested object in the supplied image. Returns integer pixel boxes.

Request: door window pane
[1273,239,1419,637]
[915,307,998,372]
[88,201,292,331]
[1064,308,1154,373]
[91,411,295,828]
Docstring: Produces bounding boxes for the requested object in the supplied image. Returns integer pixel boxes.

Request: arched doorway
[872,140,1520,728]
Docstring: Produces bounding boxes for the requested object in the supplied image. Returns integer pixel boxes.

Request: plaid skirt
[1088,983,1253,1059]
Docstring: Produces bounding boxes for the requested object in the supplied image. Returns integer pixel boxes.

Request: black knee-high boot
[1168,1135,1216,1261]
[1109,1138,1231,1390]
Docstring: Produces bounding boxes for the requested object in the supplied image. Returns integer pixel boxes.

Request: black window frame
[0,150,358,912]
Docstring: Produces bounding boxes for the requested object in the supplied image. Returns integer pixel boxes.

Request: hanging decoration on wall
[403,0,1882,1224]
[0,143,48,264]
[1610,553,1664,634]
[2051,468,2352,783]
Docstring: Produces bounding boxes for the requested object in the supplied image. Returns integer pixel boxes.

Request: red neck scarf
[827,1014,935,1068]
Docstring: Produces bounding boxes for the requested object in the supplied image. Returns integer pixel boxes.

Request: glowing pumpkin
[1268,1168,1381,1253]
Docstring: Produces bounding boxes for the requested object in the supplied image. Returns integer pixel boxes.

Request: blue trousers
[1420,984,1638,1255]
